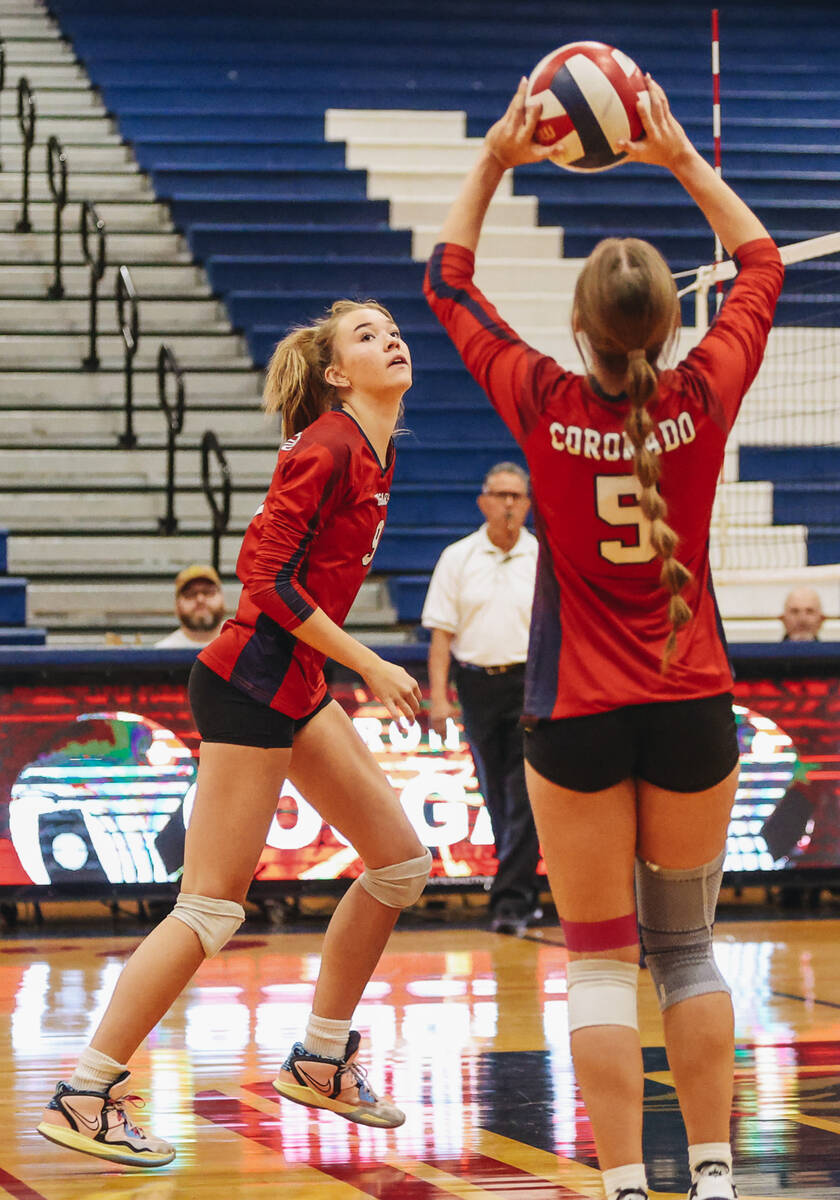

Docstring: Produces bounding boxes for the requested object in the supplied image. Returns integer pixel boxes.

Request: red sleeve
[675,237,784,431]
[424,241,570,445]
[243,435,349,630]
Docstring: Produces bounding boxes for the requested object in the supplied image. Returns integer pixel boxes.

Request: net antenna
[711,9,723,310]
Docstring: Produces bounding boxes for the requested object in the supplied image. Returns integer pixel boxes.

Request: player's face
[330,308,412,396]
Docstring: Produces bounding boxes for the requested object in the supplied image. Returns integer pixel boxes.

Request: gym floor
[2,902,839,1199]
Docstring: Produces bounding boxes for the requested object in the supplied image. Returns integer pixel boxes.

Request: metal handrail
[80,200,106,370]
[46,136,68,299]
[200,430,232,574]
[15,77,36,233]
[0,40,6,172]
[115,265,139,448]
[157,344,186,535]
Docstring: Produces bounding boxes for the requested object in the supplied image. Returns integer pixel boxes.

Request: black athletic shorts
[523,692,739,794]
[188,658,332,749]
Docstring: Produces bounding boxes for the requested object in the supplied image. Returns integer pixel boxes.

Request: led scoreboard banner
[0,648,839,896]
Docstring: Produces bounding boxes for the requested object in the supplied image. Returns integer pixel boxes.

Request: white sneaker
[688,1163,737,1200]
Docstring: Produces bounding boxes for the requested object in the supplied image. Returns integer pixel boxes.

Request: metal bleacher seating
[4,0,839,642]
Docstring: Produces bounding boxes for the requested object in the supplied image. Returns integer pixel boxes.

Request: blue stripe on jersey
[706,569,732,675]
[524,528,563,719]
[427,244,518,343]
[274,461,342,622]
[230,614,297,706]
[550,63,622,170]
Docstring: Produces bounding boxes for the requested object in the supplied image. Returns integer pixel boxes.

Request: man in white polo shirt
[422,462,541,934]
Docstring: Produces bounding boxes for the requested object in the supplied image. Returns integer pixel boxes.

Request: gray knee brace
[170,892,245,958]
[635,849,730,1011]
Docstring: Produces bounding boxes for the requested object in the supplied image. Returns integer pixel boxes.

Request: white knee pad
[635,849,730,1012]
[359,849,432,909]
[170,892,245,958]
[566,959,639,1033]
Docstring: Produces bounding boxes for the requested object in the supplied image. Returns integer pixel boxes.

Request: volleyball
[526,41,647,172]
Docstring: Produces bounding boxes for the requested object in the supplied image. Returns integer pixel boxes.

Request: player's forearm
[293,607,379,677]
[438,148,507,253]
[671,147,770,258]
[427,629,455,700]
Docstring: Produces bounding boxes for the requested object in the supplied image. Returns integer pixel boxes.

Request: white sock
[303,1014,351,1061]
[689,1144,733,1178]
[601,1163,648,1200]
[68,1046,127,1093]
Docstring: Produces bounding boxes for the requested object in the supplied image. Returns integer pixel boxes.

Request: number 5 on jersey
[595,475,656,565]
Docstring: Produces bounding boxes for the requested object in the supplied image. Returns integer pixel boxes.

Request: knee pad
[170,892,245,958]
[566,959,639,1033]
[359,849,432,909]
[635,849,730,1012]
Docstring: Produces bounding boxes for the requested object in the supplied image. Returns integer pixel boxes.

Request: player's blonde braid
[263,299,395,439]
[623,348,692,671]
[573,237,688,671]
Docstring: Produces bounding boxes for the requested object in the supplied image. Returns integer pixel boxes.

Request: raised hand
[616,74,696,172]
[485,77,557,169]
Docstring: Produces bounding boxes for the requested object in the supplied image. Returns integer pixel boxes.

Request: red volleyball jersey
[200,410,394,717]
[425,238,784,719]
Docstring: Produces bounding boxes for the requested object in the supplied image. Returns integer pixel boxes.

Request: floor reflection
[2,925,839,1198]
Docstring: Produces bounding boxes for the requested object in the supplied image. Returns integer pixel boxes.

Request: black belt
[455,660,526,676]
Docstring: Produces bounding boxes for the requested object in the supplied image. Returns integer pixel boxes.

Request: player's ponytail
[574,237,688,671]
[263,299,395,439]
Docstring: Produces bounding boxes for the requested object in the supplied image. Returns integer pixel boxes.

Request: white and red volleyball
[526,41,647,172]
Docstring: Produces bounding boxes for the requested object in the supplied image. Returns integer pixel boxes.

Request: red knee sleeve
[561,912,638,952]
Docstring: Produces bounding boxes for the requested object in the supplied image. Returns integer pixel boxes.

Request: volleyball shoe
[38,1072,175,1167]
[688,1162,738,1200]
[272,1030,405,1127]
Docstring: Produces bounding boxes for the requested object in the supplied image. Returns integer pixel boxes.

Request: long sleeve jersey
[200,410,395,717]
[425,237,784,719]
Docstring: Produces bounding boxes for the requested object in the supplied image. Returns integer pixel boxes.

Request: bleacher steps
[26,576,394,640]
[0,332,245,365]
[325,109,466,140]
[412,225,561,259]
[0,172,149,199]
[0,264,209,295]
[0,447,278,484]
[0,200,170,229]
[0,298,226,331]
[0,231,185,260]
[390,195,538,228]
[0,369,260,403]
[1,407,271,441]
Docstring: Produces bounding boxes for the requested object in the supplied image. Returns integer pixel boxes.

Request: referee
[422,462,541,933]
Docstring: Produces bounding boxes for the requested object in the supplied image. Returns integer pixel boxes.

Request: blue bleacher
[0,530,47,646]
[47,0,840,619]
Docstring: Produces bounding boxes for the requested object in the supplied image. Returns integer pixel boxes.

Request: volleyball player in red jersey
[425,78,783,1200]
[38,302,432,1167]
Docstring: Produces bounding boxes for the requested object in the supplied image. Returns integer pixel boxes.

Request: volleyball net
[676,231,840,584]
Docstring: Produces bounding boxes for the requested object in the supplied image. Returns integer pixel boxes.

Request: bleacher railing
[46,136,68,300]
[157,344,186,536]
[80,200,106,370]
[0,39,6,172]
[200,430,232,574]
[116,265,139,449]
[15,77,35,233]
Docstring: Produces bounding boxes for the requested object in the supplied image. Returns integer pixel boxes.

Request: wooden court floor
[2,915,839,1200]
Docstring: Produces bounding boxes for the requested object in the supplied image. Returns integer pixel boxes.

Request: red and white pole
[712,8,723,308]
